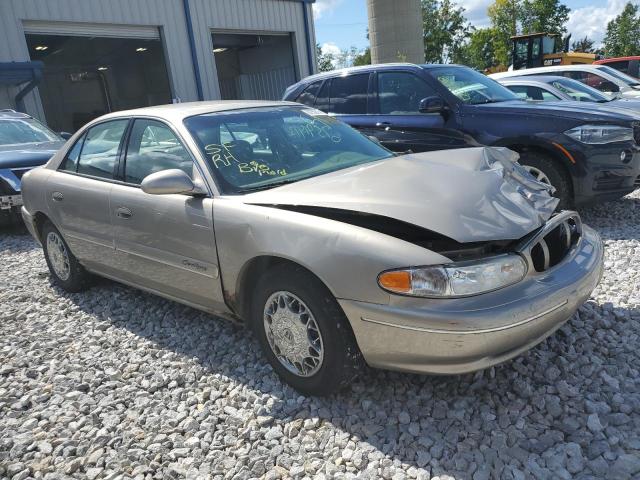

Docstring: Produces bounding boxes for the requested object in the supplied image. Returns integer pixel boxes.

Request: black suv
[283,64,640,207]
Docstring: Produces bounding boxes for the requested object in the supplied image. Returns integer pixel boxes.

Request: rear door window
[378,72,439,114]
[329,74,369,114]
[60,134,85,172]
[123,119,193,184]
[76,120,128,179]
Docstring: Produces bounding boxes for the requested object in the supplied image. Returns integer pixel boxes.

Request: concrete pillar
[367,0,424,64]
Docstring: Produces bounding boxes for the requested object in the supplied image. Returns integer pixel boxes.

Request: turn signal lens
[378,270,412,293]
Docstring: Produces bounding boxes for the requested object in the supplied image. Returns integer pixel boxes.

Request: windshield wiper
[241,178,301,193]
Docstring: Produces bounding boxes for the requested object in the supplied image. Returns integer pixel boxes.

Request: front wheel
[41,220,92,292]
[518,152,573,210]
[251,264,361,396]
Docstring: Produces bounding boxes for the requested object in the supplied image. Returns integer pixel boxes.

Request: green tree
[521,0,570,35]
[604,2,640,57]
[421,0,472,63]
[352,47,371,66]
[316,44,335,72]
[455,27,500,71]
[488,0,521,66]
[571,36,595,53]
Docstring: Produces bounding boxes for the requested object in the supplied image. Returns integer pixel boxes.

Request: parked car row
[284,63,640,208]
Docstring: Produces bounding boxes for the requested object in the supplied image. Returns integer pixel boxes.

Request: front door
[109,118,225,312]
[360,71,456,153]
[45,119,129,271]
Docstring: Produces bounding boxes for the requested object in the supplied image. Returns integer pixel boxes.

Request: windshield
[0,117,60,146]
[184,106,394,194]
[597,65,640,87]
[549,77,612,102]
[429,66,519,105]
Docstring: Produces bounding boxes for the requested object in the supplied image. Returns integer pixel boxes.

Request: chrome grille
[635,175,640,188]
[518,212,582,273]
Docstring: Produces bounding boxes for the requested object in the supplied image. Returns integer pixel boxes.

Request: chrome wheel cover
[46,232,71,281]
[263,291,324,377]
[524,165,552,185]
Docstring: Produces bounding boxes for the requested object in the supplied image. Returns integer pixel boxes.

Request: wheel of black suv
[519,152,573,210]
[41,220,92,292]
[251,264,362,396]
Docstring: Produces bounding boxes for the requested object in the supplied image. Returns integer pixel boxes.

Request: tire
[41,220,92,292]
[518,151,573,210]
[251,264,362,396]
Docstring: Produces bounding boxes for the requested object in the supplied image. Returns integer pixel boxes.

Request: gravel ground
[1,192,639,480]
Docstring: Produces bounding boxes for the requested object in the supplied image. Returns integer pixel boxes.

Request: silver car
[20,101,604,395]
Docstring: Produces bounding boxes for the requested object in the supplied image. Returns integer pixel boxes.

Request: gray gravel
[1,192,640,480]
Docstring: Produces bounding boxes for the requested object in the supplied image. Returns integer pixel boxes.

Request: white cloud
[460,0,492,28]
[321,42,342,57]
[313,0,344,19]
[566,0,638,45]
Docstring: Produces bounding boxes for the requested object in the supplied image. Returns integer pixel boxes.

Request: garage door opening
[212,32,298,101]
[26,33,172,132]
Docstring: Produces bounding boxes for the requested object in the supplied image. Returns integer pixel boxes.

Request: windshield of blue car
[184,106,394,194]
[0,118,60,146]
[549,78,613,102]
[429,66,519,105]
[597,65,640,87]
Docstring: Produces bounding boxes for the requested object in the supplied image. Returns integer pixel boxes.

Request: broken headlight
[378,254,527,297]
[564,124,634,144]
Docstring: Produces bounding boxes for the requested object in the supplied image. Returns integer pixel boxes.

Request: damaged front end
[243,146,561,262]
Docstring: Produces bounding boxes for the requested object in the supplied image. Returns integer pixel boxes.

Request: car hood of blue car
[0,141,65,170]
[472,99,640,123]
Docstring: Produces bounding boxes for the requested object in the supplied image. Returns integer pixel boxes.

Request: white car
[491,64,640,99]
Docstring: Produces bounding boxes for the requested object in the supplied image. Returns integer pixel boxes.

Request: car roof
[491,64,610,79]
[95,100,302,124]
[595,56,640,64]
[0,109,32,119]
[499,75,567,84]
[294,63,472,85]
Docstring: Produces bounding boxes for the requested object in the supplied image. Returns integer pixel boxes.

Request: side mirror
[141,169,204,196]
[59,132,72,140]
[419,96,446,114]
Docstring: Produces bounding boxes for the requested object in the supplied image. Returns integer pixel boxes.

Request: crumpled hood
[0,141,64,169]
[241,146,559,243]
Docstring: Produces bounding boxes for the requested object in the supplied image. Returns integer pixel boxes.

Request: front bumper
[565,140,640,205]
[339,224,604,375]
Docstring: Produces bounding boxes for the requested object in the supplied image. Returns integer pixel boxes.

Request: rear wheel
[251,264,362,396]
[41,220,92,292]
[518,151,573,209]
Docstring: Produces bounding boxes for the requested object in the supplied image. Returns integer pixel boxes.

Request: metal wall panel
[0,0,315,120]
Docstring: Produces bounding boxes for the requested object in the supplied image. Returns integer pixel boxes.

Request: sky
[313,0,640,55]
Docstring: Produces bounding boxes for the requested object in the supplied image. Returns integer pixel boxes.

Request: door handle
[51,191,64,201]
[116,207,132,219]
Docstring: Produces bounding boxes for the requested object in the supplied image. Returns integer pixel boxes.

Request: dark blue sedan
[0,110,65,226]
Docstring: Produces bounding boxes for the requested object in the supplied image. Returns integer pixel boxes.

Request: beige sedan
[20,101,604,395]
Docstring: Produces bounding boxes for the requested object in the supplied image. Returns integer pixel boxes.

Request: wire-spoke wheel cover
[524,165,552,186]
[263,291,324,377]
[46,231,71,281]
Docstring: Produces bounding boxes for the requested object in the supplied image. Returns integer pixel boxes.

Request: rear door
[109,117,225,311]
[325,73,372,129]
[45,119,129,271]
